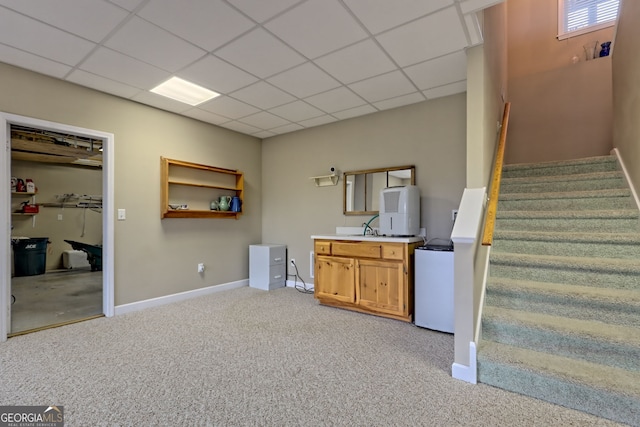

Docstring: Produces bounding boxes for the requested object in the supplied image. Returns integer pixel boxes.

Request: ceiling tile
[343,0,454,34]
[314,39,396,84]
[238,111,290,129]
[138,0,254,51]
[79,47,170,89]
[227,0,303,23]
[198,96,260,119]
[267,62,341,98]
[252,130,277,139]
[404,50,467,90]
[219,121,262,135]
[265,0,368,59]
[373,92,426,110]
[0,8,96,65]
[348,70,417,103]
[178,55,258,94]
[269,101,325,122]
[298,115,338,128]
[269,123,304,134]
[105,17,206,72]
[304,87,367,113]
[107,0,145,12]
[332,104,377,120]
[0,44,71,78]
[0,0,129,43]
[376,6,468,67]
[131,91,193,113]
[182,108,232,126]
[215,28,305,79]
[230,81,296,110]
[66,69,141,98]
[423,80,467,99]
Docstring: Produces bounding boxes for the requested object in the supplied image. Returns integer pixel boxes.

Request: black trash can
[12,238,49,277]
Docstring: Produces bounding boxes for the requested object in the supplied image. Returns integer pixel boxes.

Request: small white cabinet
[249,244,286,290]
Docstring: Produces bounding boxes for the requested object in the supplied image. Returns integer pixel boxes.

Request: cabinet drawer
[381,244,404,260]
[315,241,332,255]
[332,242,381,259]
[268,264,286,284]
[268,246,286,265]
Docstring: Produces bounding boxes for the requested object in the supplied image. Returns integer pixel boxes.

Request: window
[558,0,620,40]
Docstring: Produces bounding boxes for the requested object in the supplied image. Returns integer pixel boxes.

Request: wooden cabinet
[160,157,243,219]
[315,256,355,303]
[313,239,418,322]
[357,258,405,316]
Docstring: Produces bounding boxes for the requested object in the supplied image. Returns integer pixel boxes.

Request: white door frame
[1,112,114,341]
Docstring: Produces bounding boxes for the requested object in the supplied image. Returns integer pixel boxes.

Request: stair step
[482,305,640,372]
[486,277,640,328]
[502,155,618,179]
[498,189,635,211]
[489,252,640,290]
[491,230,640,259]
[495,209,639,232]
[477,341,640,426]
[500,171,627,193]
[484,155,640,425]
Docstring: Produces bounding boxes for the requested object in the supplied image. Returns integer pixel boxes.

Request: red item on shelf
[21,204,39,214]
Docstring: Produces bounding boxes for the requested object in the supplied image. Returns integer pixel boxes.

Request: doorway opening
[1,113,114,341]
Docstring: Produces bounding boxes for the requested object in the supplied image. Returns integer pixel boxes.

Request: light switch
[117,209,126,220]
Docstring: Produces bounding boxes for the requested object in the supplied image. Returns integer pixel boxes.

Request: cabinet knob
[274,257,282,262]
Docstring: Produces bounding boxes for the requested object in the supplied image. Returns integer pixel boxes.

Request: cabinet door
[356,259,406,316]
[315,255,355,303]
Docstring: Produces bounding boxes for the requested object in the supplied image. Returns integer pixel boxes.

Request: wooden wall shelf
[160,157,244,219]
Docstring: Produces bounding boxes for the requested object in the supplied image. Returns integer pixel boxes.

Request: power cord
[288,260,314,294]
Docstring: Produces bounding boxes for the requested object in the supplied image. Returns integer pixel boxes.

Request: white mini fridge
[414,246,454,333]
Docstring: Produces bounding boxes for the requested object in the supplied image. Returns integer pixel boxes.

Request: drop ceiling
[0,0,502,138]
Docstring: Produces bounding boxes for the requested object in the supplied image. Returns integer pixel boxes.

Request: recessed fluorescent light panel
[150,77,220,106]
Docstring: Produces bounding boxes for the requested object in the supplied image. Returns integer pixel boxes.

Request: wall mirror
[343,165,415,215]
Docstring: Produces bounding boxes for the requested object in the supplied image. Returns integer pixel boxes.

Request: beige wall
[262,95,467,283]
[1,63,262,305]
[505,0,615,164]
[612,0,640,193]
[11,160,102,271]
[466,3,508,188]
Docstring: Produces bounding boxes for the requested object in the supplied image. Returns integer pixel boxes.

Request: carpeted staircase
[477,155,640,426]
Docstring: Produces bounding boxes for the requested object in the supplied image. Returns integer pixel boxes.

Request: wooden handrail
[482,102,511,246]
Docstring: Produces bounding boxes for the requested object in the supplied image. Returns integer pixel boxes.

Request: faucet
[362,214,379,236]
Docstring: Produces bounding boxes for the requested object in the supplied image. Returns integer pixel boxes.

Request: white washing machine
[414,246,454,333]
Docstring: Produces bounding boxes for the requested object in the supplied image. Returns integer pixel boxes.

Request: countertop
[311,234,425,244]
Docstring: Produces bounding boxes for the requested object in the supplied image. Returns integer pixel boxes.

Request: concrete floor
[11,268,103,334]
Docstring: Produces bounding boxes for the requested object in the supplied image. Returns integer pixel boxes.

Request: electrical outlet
[197,263,205,273]
[290,258,296,267]
[452,209,459,222]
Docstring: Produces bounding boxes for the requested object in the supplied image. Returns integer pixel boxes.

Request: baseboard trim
[114,279,249,315]
[452,341,477,384]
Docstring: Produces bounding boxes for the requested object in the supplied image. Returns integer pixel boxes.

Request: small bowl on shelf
[168,204,188,210]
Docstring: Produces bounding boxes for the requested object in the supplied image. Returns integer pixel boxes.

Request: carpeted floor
[0,286,624,426]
